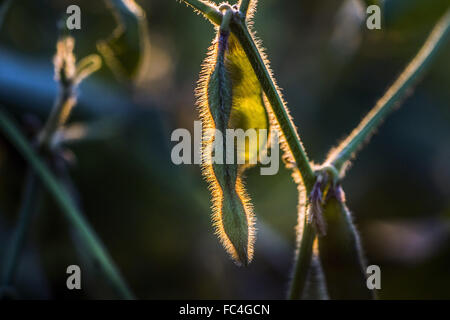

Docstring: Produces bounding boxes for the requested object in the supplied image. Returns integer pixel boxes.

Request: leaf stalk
[327,9,450,175]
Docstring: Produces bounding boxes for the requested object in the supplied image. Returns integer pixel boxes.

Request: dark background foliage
[0,0,449,299]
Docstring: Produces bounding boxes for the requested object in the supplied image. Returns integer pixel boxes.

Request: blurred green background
[0,0,450,299]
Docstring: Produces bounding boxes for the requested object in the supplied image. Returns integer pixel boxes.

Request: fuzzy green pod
[318,187,374,299]
[198,9,269,266]
[208,25,252,266]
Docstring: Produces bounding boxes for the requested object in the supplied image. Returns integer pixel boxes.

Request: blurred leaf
[318,191,373,299]
[97,0,150,82]
[0,49,130,119]
[0,0,12,29]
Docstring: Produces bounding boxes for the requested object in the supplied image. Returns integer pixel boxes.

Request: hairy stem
[182,0,316,190]
[179,0,318,299]
[327,9,450,174]
[288,221,316,299]
[230,19,318,299]
[239,0,251,17]
[180,0,222,25]
[230,22,316,191]
[0,108,134,299]
[1,170,40,287]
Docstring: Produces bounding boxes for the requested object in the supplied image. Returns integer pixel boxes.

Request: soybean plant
[179,0,450,299]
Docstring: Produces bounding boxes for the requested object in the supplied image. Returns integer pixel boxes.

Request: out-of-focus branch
[0,108,134,300]
[326,9,450,176]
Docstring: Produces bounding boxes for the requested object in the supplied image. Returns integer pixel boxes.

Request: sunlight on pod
[317,186,374,299]
[237,1,307,181]
[197,7,269,266]
[0,0,12,30]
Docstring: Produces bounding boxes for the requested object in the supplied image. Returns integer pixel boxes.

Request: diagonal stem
[179,0,318,299]
[229,22,318,298]
[1,170,40,287]
[0,108,135,300]
[326,8,450,175]
[239,0,251,18]
[230,21,316,192]
[38,81,76,149]
[180,0,222,25]
[287,220,316,299]
[181,1,316,190]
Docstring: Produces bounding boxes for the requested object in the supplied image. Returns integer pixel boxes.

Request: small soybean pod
[318,187,374,299]
[198,6,269,266]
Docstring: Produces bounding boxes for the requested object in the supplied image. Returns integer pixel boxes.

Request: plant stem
[0,108,135,300]
[287,220,316,299]
[38,81,76,149]
[229,21,318,298]
[230,22,316,192]
[239,0,251,17]
[1,170,40,287]
[180,0,222,25]
[327,9,450,174]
